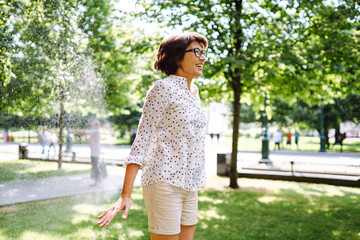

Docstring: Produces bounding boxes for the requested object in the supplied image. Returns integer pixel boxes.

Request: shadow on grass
[196,186,360,240]
[0,190,150,240]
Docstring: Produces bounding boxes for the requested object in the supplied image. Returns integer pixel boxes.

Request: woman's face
[177,41,207,80]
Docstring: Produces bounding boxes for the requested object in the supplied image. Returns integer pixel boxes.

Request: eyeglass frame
[185,48,207,58]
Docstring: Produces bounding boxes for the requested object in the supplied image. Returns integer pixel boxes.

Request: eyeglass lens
[195,49,206,57]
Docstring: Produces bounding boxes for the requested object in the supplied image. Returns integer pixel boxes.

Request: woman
[97,32,208,240]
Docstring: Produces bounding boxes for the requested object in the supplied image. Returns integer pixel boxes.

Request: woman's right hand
[96,195,132,227]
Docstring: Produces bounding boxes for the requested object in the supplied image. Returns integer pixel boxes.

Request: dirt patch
[203,176,236,191]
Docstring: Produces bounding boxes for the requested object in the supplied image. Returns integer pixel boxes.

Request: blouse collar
[168,75,188,89]
[168,75,198,97]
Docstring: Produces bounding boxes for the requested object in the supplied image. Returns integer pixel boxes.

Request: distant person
[209,132,220,142]
[74,120,107,187]
[38,126,49,157]
[65,128,73,152]
[130,129,137,145]
[273,129,283,150]
[286,131,292,148]
[294,131,300,149]
[6,131,10,142]
[333,132,346,152]
[48,129,58,158]
[216,133,220,141]
[2,131,7,142]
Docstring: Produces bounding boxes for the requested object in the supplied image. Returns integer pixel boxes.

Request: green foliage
[0,0,14,86]
[1,0,97,117]
[270,94,360,131]
[270,99,294,126]
[139,0,359,104]
[240,103,257,123]
[2,0,161,121]
[334,94,360,124]
[109,106,142,133]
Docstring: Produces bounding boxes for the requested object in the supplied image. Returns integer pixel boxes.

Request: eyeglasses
[185,48,207,58]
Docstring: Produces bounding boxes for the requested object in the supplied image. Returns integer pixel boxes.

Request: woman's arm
[124,80,169,167]
[97,163,140,227]
[120,163,140,198]
[97,80,168,227]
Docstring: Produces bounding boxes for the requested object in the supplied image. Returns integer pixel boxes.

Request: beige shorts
[142,181,198,235]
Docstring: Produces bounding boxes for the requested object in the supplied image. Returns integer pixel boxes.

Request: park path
[0,171,141,206]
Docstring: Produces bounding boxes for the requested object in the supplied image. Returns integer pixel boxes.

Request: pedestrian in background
[130,129,137,145]
[38,126,49,158]
[97,32,208,240]
[273,129,283,150]
[48,129,58,158]
[2,131,7,142]
[295,131,300,149]
[286,130,292,149]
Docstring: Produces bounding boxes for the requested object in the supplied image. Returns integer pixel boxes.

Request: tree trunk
[227,0,244,189]
[229,83,241,189]
[324,125,329,149]
[58,88,65,169]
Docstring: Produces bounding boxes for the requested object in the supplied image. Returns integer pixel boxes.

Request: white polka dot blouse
[124,75,207,191]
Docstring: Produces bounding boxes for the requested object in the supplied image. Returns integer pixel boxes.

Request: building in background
[206,102,231,140]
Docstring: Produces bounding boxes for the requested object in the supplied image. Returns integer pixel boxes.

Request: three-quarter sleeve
[124,80,169,167]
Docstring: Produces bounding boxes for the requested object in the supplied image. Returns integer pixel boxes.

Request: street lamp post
[259,91,271,164]
[319,97,326,152]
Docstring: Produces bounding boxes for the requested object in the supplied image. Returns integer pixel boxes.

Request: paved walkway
[1,139,359,206]
[0,172,141,206]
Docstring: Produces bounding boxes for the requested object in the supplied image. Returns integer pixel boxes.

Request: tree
[136,0,306,188]
[19,0,102,168]
[2,0,108,168]
[3,0,163,167]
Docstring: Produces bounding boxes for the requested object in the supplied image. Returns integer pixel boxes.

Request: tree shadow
[196,185,360,240]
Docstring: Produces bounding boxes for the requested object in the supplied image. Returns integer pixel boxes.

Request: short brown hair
[154,32,208,76]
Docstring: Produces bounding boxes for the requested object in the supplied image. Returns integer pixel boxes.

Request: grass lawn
[221,135,360,153]
[1,176,360,240]
[0,159,120,182]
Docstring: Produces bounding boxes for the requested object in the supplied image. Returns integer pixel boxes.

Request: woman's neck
[173,72,193,92]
